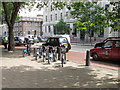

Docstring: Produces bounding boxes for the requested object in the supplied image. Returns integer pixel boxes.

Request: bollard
[86,50,90,66]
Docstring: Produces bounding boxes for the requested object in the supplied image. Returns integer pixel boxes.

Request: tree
[70,2,108,43]
[54,19,71,34]
[1,1,66,51]
[105,1,120,32]
[2,2,25,51]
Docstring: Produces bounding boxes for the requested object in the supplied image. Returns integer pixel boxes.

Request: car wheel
[92,53,99,61]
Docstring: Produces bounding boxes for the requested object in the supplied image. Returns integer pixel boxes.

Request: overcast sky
[19,5,43,17]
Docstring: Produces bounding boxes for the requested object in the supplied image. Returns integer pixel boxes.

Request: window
[115,41,120,48]
[46,16,47,22]
[59,38,67,43]
[51,5,53,11]
[28,31,30,34]
[51,15,52,21]
[47,38,59,44]
[55,14,57,20]
[34,30,36,35]
[4,32,6,36]
[48,26,51,32]
[45,26,47,32]
[61,13,62,19]
[98,28,104,37]
[104,41,112,48]
[66,12,68,17]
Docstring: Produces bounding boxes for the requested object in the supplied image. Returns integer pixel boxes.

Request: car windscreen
[59,38,68,43]
[47,38,58,43]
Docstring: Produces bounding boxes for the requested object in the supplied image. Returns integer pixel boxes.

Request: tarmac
[0,48,119,89]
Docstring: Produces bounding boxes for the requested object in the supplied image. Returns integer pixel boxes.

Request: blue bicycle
[23,44,31,57]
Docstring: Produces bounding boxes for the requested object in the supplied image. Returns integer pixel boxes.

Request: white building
[42,0,120,42]
[0,24,8,37]
[42,0,78,39]
[0,24,8,44]
[98,0,120,38]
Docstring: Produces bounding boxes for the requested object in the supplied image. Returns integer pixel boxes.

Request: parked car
[14,36,25,46]
[42,36,71,52]
[90,38,120,61]
[53,35,71,43]
[94,37,120,48]
[33,36,39,43]
[24,37,34,45]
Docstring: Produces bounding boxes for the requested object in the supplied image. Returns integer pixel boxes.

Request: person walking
[3,37,8,49]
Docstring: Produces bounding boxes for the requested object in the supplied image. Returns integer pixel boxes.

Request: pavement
[0,47,120,89]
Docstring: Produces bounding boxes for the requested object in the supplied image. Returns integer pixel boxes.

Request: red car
[90,38,120,61]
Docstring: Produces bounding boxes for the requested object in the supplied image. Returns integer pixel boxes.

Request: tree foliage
[70,2,108,35]
[105,1,120,32]
[54,19,71,34]
[2,2,25,51]
[1,1,42,51]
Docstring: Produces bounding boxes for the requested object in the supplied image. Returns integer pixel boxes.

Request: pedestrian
[3,37,8,49]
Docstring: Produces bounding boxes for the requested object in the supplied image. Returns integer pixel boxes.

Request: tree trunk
[8,25,14,51]
[2,2,23,51]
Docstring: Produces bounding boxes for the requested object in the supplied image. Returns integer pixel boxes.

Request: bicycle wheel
[48,57,50,64]
[48,53,50,64]
[61,54,64,67]
[23,49,27,57]
[35,54,37,60]
[53,52,57,62]
[43,52,45,62]
[28,48,31,56]
[39,48,42,58]
[23,50,25,57]
[64,53,66,64]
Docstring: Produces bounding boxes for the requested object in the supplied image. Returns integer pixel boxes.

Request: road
[71,44,94,52]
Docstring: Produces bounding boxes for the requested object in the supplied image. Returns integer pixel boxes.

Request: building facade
[14,15,43,37]
[42,0,120,42]
[0,24,8,37]
[42,0,78,39]
[98,0,120,38]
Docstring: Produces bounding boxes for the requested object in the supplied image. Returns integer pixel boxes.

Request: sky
[19,4,43,17]
[19,9,43,17]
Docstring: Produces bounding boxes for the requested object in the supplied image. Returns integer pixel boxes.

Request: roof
[107,38,120,41]
[49,36,66,38]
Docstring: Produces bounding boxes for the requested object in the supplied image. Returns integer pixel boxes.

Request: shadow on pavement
[2,49,26,58]
[90,59,120,68]
[2,64,119,88]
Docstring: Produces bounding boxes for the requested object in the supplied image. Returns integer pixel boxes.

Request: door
[111,40,120,60]
[101,40,113,60]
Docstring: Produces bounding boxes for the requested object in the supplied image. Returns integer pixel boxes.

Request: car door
[101,40,113,60]
[111,40,120,60]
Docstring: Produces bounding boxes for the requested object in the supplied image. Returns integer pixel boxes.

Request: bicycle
[60,46,67,67]
[23,44,31,57]
[34,46,43,60]
[42,46,49,63]
[52,46,58,62]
